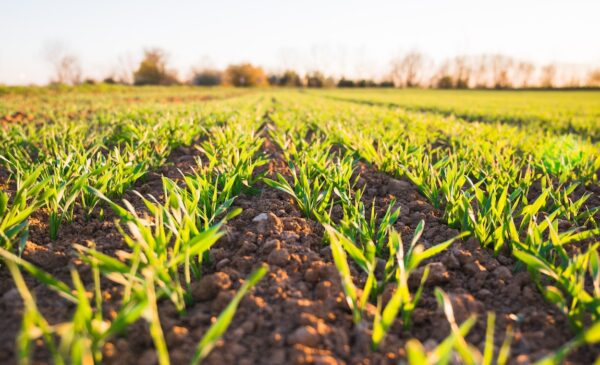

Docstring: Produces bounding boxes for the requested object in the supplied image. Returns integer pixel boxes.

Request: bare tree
[112,53,136,84]
[309,44,336,78]
[44,41,82,85]
[430,60,452,88]
[133,48,178,85]
[278,47,304,76]
[451,55,472,88]
[489,54,513,89]
[409,53,592,89]
[391,50,425,87]
[472,55,490,88]
[565,75,581,88]
[586,68,600,87]
[540,64,557,88]
[515,61,535,88]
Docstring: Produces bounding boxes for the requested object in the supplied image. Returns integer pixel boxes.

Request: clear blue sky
[1,0,599,84]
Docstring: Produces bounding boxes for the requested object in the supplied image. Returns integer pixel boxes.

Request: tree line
[47,47,600,89]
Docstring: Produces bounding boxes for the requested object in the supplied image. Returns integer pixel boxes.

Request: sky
[1,0,599,85]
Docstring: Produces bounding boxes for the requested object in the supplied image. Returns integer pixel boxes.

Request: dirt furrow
[0,131,596,364]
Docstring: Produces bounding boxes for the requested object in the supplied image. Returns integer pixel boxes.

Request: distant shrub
[133,48,178,86]
[378,80,395,88]
[268,70,303,87]
[338,78,382,88]
[456,78,470,89]
[279,70,303,87]
[224,63,267,87]
[306,72,335,88]
[356,79,377,88]
[306,72,325,87]
[338,78,355,88]
[191,69,222,86]
[437,76,454,89]
[268,74,279,86]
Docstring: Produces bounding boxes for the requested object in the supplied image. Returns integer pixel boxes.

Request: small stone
[513,271,531,286]
[256,213,284,235]
[454,249,474,265]
[287,326,320,347]
[268,248,290,266]
[261,239,281,254]
[210,248,228,262]
[281,231,300,242]
[558,219,571,230]
[318,264,339,281]
[423,339,438,352]
[485,258,500,271]
[408,266,425,288]
[411,307,428,324]
[191,272,232,301]
[356,177,366,188]
[304,268,320,283]
[2,288,19,304]
[212,290,235,312]
[408,200,428,212]
[315,281,335,300]
[463,261,485,275]
[497,255,511,265]
[269,349,286,363]
[386,179,412,195]
[493,266,512,281]
[270,329,285,345]
[252,213,268,222]
[166,326,189,346]
[189,309,211,326]
[177,155,195,163]
[137,350,157,365]
[449,293,484,322]
[469,271,488,291]
[522,286,536,303]
[427,262,449,284]
[442,253,460,269]
[500,283,518,301]
[238,241,257,255]
[229,343,246,356]
[319,246,332,260]
[477,289,492,299]
[216,258,231,271]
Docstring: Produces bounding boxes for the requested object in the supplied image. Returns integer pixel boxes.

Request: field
[0,86,599,365]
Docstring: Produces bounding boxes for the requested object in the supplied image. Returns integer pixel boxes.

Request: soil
[0,135,597,365]
[0,111,35,125]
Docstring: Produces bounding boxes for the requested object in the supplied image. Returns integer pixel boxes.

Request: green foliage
[1,87,600,363]
[325,224,464,348]
[0,166,48,251]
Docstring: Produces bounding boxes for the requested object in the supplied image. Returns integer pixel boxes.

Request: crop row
[315,89,600,141]
[0,94,271,364]
[269,92,600,362]
[0,88,599,363]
